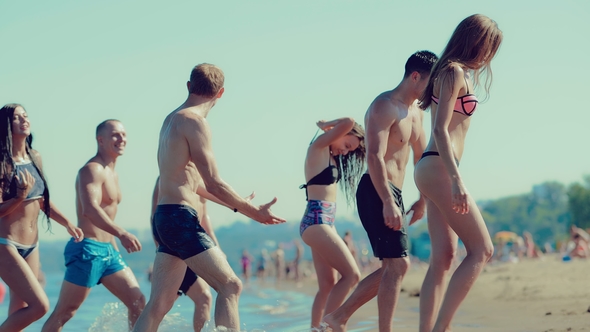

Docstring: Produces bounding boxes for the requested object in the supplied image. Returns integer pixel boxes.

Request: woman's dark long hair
[0,104,51,229]
[334,122,366,207]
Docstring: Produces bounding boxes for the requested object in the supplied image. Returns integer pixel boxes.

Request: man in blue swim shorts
[43,120,146,331]
[132,63,286,332]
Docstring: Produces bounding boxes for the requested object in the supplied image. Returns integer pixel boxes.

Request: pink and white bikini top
[430,78,479,116]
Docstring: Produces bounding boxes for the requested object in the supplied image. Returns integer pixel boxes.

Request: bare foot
[323,313,347,332]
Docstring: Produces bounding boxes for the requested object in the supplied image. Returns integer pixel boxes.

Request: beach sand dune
[286,255,590,332]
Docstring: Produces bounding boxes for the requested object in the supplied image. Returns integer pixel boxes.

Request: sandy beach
[281,255,590,332]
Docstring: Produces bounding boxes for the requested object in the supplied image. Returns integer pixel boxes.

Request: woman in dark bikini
[413,14,503,332]
[299,117,365,328]
[0,104,83,331]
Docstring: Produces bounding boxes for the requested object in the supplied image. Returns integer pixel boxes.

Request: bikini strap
[309,128,321,145]
[464,76,470,94]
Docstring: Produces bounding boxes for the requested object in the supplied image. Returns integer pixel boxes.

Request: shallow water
[0,273,379,331]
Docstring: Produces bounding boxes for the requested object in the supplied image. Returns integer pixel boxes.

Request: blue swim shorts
[63,238,128,288]
[153,204,216,260]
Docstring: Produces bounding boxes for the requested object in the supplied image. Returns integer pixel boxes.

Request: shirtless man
[324,51,438,332]
[132,63,285,332]
[42,120,145,331]
[150,178,227,331]
[150,177,249,331]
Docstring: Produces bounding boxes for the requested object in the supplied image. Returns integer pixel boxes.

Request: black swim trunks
[153,204,216,260]
[356,174,408,259]
[177,267,198,296]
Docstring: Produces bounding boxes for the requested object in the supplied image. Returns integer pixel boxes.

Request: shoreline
[270,255,590,331]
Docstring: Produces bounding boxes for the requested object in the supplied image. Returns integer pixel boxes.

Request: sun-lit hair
[189,63,225,98]
[404,50,438,78]
[0,104,51,228]
[334,122,366,206]
[419,14,503,110]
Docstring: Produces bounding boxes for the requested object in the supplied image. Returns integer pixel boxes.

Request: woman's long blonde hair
[334,122,366,206]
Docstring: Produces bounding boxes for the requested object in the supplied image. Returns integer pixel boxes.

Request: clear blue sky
[1,0,588,241]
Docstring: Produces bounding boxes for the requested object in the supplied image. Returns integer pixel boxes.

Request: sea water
[0,273,378,331]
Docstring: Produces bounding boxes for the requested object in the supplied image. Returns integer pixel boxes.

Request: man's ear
[411,71,421,82]
[216,87,225,99]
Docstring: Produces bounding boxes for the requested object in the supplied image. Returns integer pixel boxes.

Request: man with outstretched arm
[133,63,285,332]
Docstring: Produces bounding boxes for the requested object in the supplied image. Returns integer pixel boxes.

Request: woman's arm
[309,117,355,150]
[0,170,34,218]
[32,150,83,240]
[432,65,470,214]
[47,200,84,241]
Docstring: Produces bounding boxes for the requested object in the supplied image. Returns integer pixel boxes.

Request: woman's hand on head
[316,120,330,132]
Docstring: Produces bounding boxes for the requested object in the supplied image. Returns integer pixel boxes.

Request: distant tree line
[479,176,590,246]
[567,175,590,230]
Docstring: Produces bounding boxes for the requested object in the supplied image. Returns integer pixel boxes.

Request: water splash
[88,302,193,332]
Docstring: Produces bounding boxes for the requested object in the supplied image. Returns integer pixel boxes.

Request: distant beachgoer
[42,120,145,332]
[568,225,590,259]
[0,104,83,331]
[240,249,254,284]
[150,177,229,332]
[132,63,285,332]
[256,248,270,282]
[570,225,590,243]
[523,231,542,258]
[543,242,554,254]
[299,117,365,329]
[273,243,286,283]
[324,50,436,332]
[292,239,305,282]
[515,236,526,261]
[414,14,503,332]
[342,230,359,267]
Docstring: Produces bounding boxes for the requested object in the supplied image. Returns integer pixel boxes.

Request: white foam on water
[88,302,194,332]
[87,302,372,332]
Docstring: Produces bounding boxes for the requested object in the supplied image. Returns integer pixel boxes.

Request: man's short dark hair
[404,50,438,78]
[96,119,120,137]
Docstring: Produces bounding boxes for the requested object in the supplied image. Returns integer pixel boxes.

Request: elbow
[366,153,383,169]
[203,179,223,197]
[81,205,97,220]
[81,210,92,220]
[432,127,448,141]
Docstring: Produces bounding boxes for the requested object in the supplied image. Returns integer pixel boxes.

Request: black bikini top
[300,157,340,200]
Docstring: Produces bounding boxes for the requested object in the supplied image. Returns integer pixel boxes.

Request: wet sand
[281,255,590,331]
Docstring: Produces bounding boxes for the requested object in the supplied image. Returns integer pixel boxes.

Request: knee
[148,296,176,318]
[469,242,494,263]
[348,268,361,285]
[317,275,337,294]
[132,293,147,313]
[32,297,50,320]
[383,257,410,276]
[50,303,79,324]
[482,244,494,262]
[194,289,213,308]
[218,277,242,298]
[430,249,457,272]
